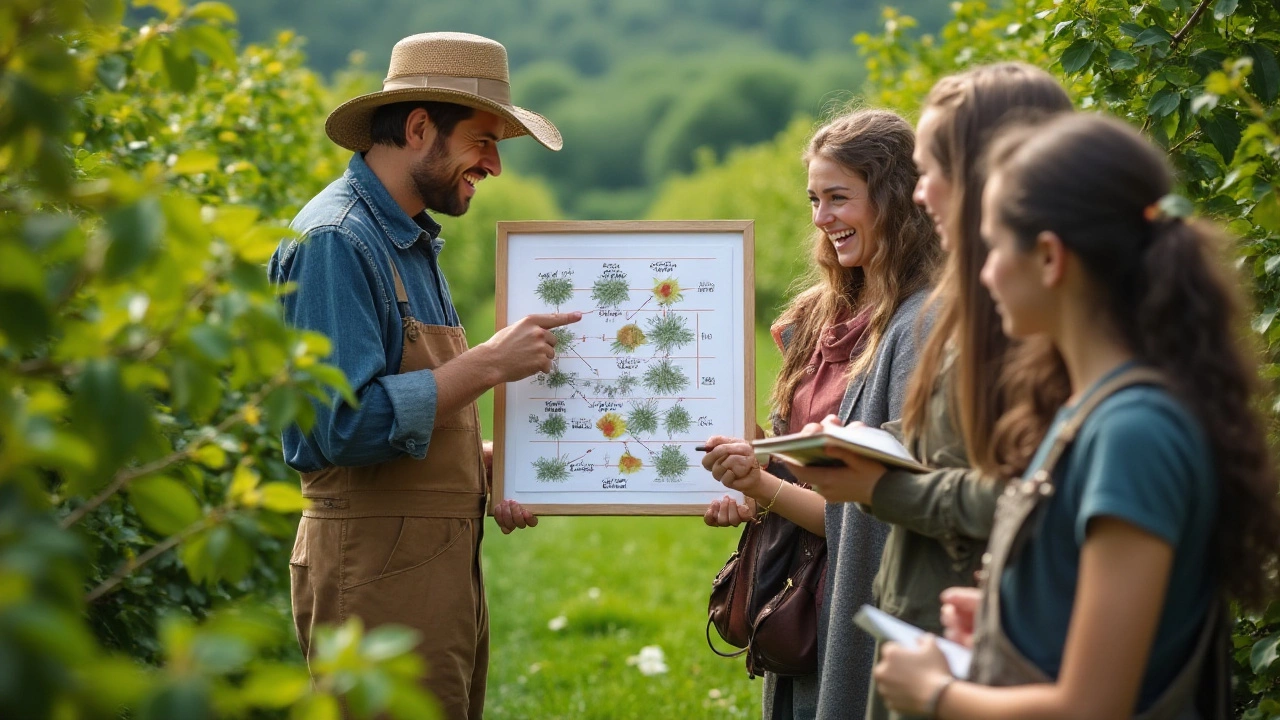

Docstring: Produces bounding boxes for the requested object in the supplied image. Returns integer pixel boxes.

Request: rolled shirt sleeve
[273,228,437,467]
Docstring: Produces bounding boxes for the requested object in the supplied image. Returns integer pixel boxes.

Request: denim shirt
[268,153,461,472]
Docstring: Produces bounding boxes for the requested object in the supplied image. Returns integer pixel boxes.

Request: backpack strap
[1031,366,1168,483]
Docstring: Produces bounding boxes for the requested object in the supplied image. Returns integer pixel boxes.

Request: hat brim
[325,87,563,152]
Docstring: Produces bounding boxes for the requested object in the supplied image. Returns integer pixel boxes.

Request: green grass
[470,324,783,715]
[481,516,759,718]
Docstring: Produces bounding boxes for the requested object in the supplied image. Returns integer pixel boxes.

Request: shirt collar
[344,153,443,250]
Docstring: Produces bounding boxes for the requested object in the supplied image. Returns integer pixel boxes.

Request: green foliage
[483,516,752,717]
[0,1,436,715]
[642,359,690,395]
[649,118,814,321]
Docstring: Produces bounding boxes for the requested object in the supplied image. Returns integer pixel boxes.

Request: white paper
[828,424,916,464]
[853,605,972,679]
[498,230,749,508]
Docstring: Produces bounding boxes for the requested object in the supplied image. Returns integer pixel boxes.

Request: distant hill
[221,0,950,217]
[225,0,948,76]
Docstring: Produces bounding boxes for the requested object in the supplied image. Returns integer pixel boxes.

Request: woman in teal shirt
[873,114,1280,718]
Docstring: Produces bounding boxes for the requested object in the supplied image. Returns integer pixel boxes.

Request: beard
[409,135,471,217]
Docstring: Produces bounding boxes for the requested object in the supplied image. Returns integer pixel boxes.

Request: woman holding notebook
[700,108,939,719]
[778,64,1073,720]
[872,114,1280,718]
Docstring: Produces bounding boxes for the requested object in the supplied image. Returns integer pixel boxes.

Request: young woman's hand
[874,636,955,716]
[777,417,887,503]
[940,587,981,648]
[700,435,767,496]
[704,495,756,527]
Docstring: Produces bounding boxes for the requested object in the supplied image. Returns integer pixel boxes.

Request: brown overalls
[969,368,1227,720]
[290,256,490,720]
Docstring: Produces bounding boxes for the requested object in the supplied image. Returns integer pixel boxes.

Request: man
[269,32,579,719]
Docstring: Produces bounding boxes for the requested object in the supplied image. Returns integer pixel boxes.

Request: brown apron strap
[1032,367,1167,481]
[384,251,410,305]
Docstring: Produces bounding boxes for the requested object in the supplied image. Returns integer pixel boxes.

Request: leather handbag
[707,467,827,678]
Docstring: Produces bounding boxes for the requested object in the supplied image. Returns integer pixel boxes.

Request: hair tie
[1143,194,1194,225]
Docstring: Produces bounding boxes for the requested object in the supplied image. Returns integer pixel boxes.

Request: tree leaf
[1247,43,1280,103]
[104,197,165,280]
[1254,308,1277,336]
[170,150,219,175]
[1108,49,1139,71]
[361,625,421,662]
[160,45,197,93]
[1133,26,1174,49]
[1147,89,1181,117]
[1198,111,1243,163]
[187,1,238,23]
[96,54,128,92]
[183,25,237,69]
[304,363,357,407]
[1256,195,1280,234]
[1059,40,1097,74]
[192,444,227,469]
[129,475,202,537]
[259,483,309,514]
[240,665,309,708]
[263,386,300,435]
[186,324,233,363]
[1212,0,1238,20]
[1252,632,1280,674]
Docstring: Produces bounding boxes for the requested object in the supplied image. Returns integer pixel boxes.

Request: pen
[694,445,708,452]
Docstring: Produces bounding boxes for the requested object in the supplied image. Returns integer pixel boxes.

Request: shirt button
[406,439,416,452]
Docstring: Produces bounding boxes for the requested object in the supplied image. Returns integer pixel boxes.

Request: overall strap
[380,248,411,317]
[1032,367,1167,482]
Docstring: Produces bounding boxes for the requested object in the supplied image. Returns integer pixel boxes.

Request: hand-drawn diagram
[496,223,752,513]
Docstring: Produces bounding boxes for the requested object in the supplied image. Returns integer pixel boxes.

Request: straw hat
[325,32,562,152]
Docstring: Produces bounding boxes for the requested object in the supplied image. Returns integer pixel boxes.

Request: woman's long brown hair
[988,113,1280,608]
[770,109,939,424]
[899,63,1073,478]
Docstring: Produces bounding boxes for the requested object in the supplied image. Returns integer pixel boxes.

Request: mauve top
[785,309,873,433]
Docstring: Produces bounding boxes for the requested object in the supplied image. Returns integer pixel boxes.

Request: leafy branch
[59,369,290,528]
[1170,0,1215,52]
[85,512,221,603]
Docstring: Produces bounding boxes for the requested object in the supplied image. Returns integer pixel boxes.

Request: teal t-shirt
[999,372,1217,711]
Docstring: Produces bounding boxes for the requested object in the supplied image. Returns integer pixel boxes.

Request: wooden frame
[492,220,755,515]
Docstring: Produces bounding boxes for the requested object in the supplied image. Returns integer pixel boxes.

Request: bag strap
[706,618,748,658]
[1031,366,1167,482]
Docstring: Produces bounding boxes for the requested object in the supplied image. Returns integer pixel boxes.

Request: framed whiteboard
[492,220,754,515]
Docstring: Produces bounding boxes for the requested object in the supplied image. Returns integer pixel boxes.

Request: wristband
[926,676,955,718]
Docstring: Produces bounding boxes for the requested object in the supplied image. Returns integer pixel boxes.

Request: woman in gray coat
[701,108,939,720]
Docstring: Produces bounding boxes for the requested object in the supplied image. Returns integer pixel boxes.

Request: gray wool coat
[763,287,929,720]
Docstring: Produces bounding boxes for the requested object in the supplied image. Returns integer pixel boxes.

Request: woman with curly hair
[701,108,940,719]
[782,63,1073,720]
